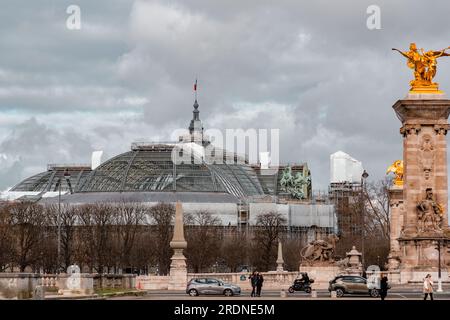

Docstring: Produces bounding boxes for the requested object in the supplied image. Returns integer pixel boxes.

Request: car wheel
[288,287,295,294]
[224,289,233,297]
[188,289,198,296]
[335,288,344,298]
[370,289,380,298]
[305,287,312,294]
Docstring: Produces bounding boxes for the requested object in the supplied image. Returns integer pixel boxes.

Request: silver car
[186,278,241,297]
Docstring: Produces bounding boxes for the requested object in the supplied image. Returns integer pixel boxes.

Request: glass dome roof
[11,164,92,193]
[77,144,265,199]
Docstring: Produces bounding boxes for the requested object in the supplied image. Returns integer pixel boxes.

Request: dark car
[186,278,241,297]
[328,275,380,298]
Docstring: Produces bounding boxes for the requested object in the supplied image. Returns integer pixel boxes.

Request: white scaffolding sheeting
[330,151,363,183]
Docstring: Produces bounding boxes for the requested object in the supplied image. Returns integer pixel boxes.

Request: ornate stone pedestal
[391,96,450,281]
[299,265,340,289]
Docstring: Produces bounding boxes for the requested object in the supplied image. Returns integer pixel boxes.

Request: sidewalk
[45,290,146,300]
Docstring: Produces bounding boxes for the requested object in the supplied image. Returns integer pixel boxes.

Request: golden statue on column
[392,43,450,93]
[386,160,404,186]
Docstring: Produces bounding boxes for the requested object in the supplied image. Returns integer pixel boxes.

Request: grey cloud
[0,0,449,191]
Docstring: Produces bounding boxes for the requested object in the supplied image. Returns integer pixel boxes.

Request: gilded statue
[386,160,403,186]
[392,43,450,92]
[417,188,444,233]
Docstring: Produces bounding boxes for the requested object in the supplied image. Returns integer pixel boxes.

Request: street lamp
[361,170,369,268]
[57,169,71,274]
[436,239,443,293]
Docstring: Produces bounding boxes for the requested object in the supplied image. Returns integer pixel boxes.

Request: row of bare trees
[0,179,392,274]
[0,202,304,274]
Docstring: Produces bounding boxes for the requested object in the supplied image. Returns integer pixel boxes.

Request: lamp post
[361,170,369,268]
[57,169,71,274]
[436,238,443,293]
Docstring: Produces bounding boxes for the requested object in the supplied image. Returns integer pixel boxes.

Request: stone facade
[390,96,450,281]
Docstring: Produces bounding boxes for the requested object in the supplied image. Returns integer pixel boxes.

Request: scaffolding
[328,181,363,237]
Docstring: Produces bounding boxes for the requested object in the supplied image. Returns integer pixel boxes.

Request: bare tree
[0,204,13,271]
[336,179,391,268]
[221,233,248,272]
[283,238,305,271]
[364,180,390,240]
[77,203,114,273]
[148,203,175,275]
[114,202,146,271]
[185,211,222,273]
[8,202,47,272]
[251,212,287,271]
[44,204,79,272]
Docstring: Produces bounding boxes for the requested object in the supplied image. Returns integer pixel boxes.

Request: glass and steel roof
[11,164,92,193]
[77,144,265,199]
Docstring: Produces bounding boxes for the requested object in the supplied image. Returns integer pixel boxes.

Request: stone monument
[335,246,363,276]
[299,234,339,264]
[276,240,284,272]
[299,234,340,288]
[168,202,188,290]
[388,43,450,282]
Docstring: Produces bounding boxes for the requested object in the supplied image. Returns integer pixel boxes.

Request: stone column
[393,96,450,271]
[393,97,450,236]
[276,241,284,272]
[168,202,188,290]
[387,186,403,270]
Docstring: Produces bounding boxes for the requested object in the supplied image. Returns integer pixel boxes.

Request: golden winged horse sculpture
[386,160,404,186]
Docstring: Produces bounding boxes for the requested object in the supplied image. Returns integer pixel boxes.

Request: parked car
[186,278,241,297]
[328,275,380,298]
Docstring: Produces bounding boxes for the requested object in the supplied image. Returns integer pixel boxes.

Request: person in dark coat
[249,271,258,297]
[256,272,264,297]
[379,275,389,300]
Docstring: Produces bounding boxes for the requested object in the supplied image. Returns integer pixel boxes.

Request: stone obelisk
[276,241,284,272]
[168,202,188,290]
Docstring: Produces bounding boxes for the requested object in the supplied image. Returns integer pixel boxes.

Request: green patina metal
[279,166,310,199]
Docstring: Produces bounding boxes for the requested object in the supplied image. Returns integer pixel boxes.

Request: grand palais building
[1,99,336,241]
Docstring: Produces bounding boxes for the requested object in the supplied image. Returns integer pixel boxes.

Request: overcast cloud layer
[1,0,450,191]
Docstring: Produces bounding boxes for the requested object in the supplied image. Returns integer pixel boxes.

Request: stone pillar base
[299,265,340,289]
[168,255,187,291]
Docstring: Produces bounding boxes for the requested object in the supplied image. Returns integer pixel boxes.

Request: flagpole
[195,77,198,101]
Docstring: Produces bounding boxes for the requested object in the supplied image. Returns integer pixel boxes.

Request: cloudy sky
[0,0,450,191]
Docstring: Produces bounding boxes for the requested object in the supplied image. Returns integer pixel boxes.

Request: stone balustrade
[40,275,58,288]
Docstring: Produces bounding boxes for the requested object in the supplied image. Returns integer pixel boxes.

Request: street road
[108,288,450,300]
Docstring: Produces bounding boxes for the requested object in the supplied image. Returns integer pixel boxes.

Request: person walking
[423,274,434,300]
[379,274,389,300]
[249,271,258,297]
[256,272,264,297]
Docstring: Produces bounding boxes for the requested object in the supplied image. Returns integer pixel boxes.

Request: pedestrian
[423,274,434,300]
[379,274,389,300]
[249,271,257,297]
[256,272,264,297]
